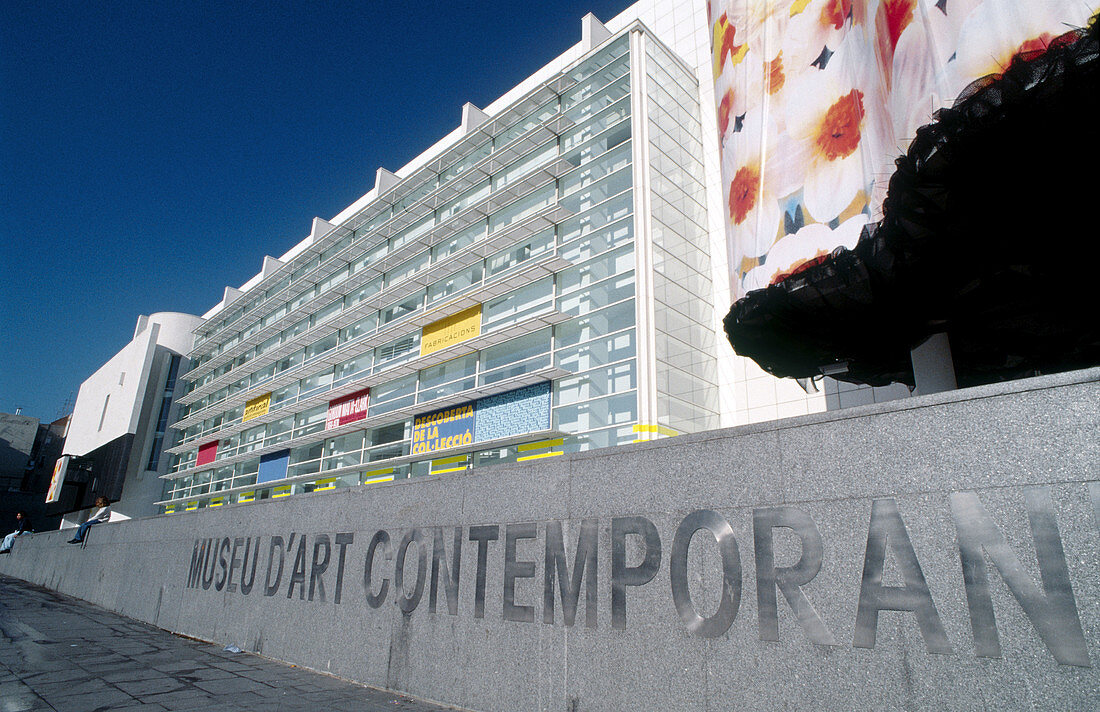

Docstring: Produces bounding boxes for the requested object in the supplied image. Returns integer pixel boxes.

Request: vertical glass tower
[159,24,719,512]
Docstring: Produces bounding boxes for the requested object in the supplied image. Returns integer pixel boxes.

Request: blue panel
[257,449,290,484]
[474,383,551,442]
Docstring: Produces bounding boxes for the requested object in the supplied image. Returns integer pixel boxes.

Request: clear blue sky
[0,0,636,421]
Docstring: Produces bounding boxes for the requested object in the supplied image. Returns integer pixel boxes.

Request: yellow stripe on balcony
[273,485,292,498]
[632,423,679,442]
[185,501,198,511]
[362,467,395,485]
[517,451,563,461]
[517,438,564,452]
[431,454,468,475]
[314,477,339,491]
[237,491,255,503]
[516,437,564,462]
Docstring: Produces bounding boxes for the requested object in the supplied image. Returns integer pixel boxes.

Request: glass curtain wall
[644,36,720,433]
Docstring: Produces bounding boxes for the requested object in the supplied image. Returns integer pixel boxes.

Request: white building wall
[63,312,203,524]
[135,312,204,356]
[64,324,159,458]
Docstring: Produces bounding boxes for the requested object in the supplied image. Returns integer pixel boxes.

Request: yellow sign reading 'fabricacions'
[420,305,482,356]
[243,392,271,422]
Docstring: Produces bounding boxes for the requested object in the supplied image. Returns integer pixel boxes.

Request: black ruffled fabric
[725,17,1100,388]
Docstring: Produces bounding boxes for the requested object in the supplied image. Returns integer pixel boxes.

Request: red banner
[196,440,218,467]
[326,388,370,430]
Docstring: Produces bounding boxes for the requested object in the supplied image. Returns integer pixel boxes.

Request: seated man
[0,511,32,553]
[67,497,111,544]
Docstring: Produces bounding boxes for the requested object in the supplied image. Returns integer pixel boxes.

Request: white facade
[61,312,202,522]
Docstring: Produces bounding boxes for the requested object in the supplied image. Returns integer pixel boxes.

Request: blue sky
[1,0,636,421]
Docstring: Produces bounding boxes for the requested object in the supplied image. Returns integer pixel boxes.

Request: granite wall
[2,368,1098,711]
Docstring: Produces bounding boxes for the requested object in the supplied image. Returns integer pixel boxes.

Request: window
[556,245,634,295]
[433,223,485,262]
[555,329,636,372]
[340,314,376,343]
[375,334,418,368]
[488,184,554,233]
[294,406,327,438]
[380,293,423,325]
[145,354,181,470]
[305,333,338,361]
[369,373,417,416]
[346,278,382,308]
[311,299,342,327]
[299,370,334,399]
[427,264,483,305]
[438,181,490,220]
[483,277,553,329]
[385,252,430,288]
[98,395,110,431]
[336,354,372,384]
[486,230,553,278]
[418,354,478,401]
[554,300,635,348]
[481,328,551,372]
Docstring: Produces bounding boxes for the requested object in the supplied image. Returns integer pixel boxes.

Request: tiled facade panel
[474,383,552,442]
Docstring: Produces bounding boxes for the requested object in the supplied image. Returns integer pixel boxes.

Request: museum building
[155,18,746,513]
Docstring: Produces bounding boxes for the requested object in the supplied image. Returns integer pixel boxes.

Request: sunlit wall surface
[708,0,1099,299]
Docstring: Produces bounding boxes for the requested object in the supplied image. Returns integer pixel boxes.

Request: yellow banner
[420,305,482,357]
[243,392,271,422]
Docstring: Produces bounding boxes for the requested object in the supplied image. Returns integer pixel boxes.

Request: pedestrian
[0,511,32,553]
[67,497,111,544]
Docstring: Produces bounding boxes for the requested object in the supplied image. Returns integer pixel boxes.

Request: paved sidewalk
[0,575,460,712]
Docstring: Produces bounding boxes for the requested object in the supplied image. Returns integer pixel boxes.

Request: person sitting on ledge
[67,497,111,545]
[0,511,32,554]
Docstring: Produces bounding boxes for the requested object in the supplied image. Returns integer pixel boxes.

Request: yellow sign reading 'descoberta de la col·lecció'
[243,392,271,422]
[420,305,482,357]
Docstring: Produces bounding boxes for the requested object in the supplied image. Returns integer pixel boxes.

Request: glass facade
[644,38,719,434]
[160,27,718,513]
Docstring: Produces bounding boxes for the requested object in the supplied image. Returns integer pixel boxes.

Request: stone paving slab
[0,575,463,712]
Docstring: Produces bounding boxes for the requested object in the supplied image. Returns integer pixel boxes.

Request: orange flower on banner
[724,110,783,259]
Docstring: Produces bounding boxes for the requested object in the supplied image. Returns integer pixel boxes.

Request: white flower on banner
[725,0,792,62]
[716,46,788,145]
[953,0,1094,87]
[783,0,864,70]
[743,213,869,291]
[784,33,875,223]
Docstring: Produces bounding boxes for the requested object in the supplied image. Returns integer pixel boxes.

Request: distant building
[52,313,201,524]
[0,412,68,530]
[0,412,40,491]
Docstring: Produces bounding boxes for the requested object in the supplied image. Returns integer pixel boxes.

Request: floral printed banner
[710,0,1098,299]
